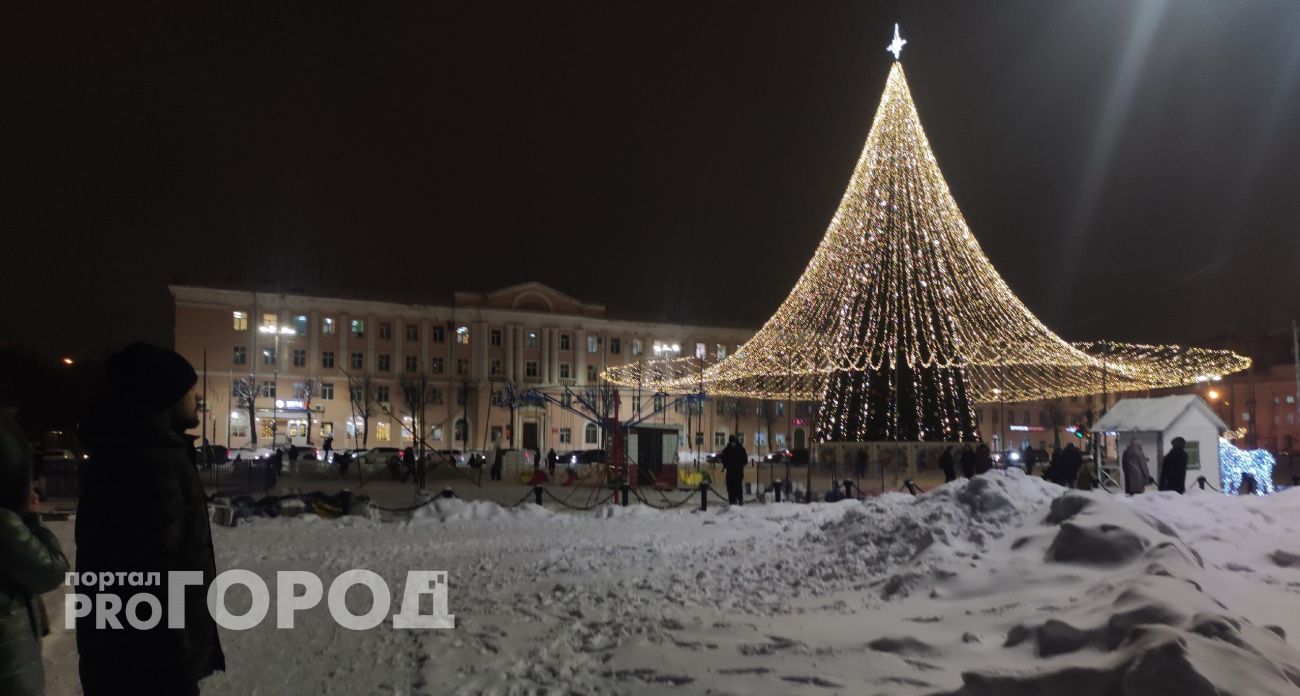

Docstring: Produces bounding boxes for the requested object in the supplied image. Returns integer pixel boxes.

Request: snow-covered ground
[45,473,1300,695]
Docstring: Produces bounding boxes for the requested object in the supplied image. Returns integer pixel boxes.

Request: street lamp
[62,357,74,366]
[259,325,296,446]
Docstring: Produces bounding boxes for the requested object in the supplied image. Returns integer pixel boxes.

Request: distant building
[171,283,814,460]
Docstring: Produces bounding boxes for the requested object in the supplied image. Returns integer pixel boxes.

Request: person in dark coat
[722,436,747,505]
[938,446,956,483]
[1122,439,1153,495]
[1,410,70,696]
[1158,437,1188,494]
[1052,442,1084,488]
[974,444,993,475]
[77,343,225,695]
[322,435,333,463]
[1020,444,1035,475]
[490,447,503,481]
[959,444,976,479]
[546,448,558,478]
[287,443,299,471]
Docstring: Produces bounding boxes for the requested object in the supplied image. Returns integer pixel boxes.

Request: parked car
[229,446,273,461]
[705,451,723,464]
[762,451,789,464]
[353,447,401,467]
[559,449,606,466]
[195,444,230,465]
[431,449,470,467]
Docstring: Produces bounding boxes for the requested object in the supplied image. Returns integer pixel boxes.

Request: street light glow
[62,357,74,365]
[1208,389,1220,400]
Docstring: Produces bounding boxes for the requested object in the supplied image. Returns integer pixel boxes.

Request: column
[505,325,515,382]
[541,328,551,384]
[575,330,587,386]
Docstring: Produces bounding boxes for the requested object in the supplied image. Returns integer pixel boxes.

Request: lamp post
[259,324,297,446]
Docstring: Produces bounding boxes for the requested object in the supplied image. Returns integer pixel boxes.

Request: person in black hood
[1158,437,1188,494]
[77,343,225,695]
[938,446,956,483]
[959,444,976,479]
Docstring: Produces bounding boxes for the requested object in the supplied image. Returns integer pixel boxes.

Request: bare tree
[232,376,257,446]
[299,377,322,446]
[401,372,442,488]
[1041,402,1067,449]
[346,373,375,449]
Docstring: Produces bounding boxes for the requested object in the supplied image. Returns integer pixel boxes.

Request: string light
[604,60,1249,441]
[1218,438,1274,495]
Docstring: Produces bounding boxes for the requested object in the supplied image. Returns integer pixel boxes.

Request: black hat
[106,342,197,411]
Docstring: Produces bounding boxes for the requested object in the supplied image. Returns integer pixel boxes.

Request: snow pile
[409,497,553,523]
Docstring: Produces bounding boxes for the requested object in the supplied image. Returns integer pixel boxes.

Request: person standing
[1053,442,1084,488]
[490,447,503,481]
[1,410,70,696]
[1122,439,1153,495]
[959,444,976,479]
[722,436,747,505]
[322,434,333,463]
[77,343,225,695]
[939,446,956,483]
[1158,437,1188,494]
[974,444,993,475]
[1021,444,1035,475]
[287,443,299,473]
[545,448,557,479]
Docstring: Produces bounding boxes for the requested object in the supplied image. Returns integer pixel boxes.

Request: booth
[1091,395,1227,492]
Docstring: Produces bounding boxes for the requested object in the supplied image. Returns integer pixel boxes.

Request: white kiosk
[1091,395,1227,492]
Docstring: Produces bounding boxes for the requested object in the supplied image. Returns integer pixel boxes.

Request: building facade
[172,283,816,461]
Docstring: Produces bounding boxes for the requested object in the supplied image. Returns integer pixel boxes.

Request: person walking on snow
[722,436,747,505]
[1158,437,1188,494]
[1122,439,1153,495]
[76,343,225,695]
[546,448,557,479]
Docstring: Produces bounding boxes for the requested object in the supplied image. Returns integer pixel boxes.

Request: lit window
[405,324,418,341]
[490,359,503,376]
[1288,395,1297,405]
[559,427,571,444]
[376,420,391,442]
[320,383,334,400]
[350,352,364,369]
[233,311,248,331]
[695,343,706,359]
[321,351,335,368]
[652,341,680,356]
[432,326,445,343]
[715,431,726,447]
[431,358,444,374]
[232,346,247,365]
[262,348,276,366]
[585,423,599,444]
[262,313,277,328]
[716,344,727,360]
[776,401,785,417]
[525,361,538,378]
[559,363,571,379]
[587,335,598,353]
[526,331,538,348]
[610,338,621,354]
[231,423,249,439]
[260,381,276,398]
[293,315,308,335]
[560,334,571,351]
[322,317,336,335]
[405,355,418,373]
[379,322,391,340]
[631,339,642,356]
[292,349,306,367]
[320,422,333,437]
[490,329,503,346]
[351,319,365,337]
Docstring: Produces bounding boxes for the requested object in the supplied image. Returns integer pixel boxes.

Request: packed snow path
[195,474,1300,695]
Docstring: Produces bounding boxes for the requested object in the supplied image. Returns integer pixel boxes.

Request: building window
[232,346,247,365]
[378,354,391,372]
[610,338,621,354]
[456,326,469,344]
[525,361,538,378]
[262,313,278,328]
[350,319,365,337]
[776,401,785,417]
[490,359,503,376]
[585,423,599,445]
[715,431,727,447]
[350,352,364,369]
[292,349,306,367]
[560,333,571,351]
[632,339,642,356]
[405,324,419,341]
[456,358,468,376]
[432,326,445,343]
[586,365,597,382]
[526,331,538,348]
[292,382,307,399]
[376,386,390,403]
[653,394,665,411]
[431,358,444,374]
[322,317,336,335]
[322,351,335,368]
[232,311,248,331]
[262,348,276,366]
[376,420,391,442]
[404,355,418,373]
[652,341,680,356]
[490,329,502,347]
[736,432,745,446]
[755,432,767,447]
[231,422,249,439]
[559,427,572,444]
[454,418,468,443]
[293,315,308,335]
[559,363,571,379]
[320,383,334,400]
[378,322,391,340]
[260,381,276,398]
[716,344,727,360]
[695,342,706,359]
[587,335,598,353]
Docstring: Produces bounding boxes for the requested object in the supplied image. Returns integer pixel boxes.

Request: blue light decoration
[1218,438,1275,495]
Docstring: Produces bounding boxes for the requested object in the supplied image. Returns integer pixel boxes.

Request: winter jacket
[1159,447,1188,494]
[974,447,993,475]
[0,509,68,696]
[959,449,976,479]
[938,450,956,482]
[1057,446,1084,487]
[76,399,225,690]
[1122,446,1152,495]
[721,444,748,477]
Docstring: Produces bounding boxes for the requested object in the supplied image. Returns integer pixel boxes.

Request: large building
[171,283,816,461]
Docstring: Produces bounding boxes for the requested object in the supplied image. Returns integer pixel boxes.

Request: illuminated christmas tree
[605,27,1249,443]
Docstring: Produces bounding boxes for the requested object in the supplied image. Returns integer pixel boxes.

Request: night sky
[5,1,1300,361]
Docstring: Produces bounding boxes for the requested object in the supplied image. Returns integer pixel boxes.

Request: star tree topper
[887,23,906,60]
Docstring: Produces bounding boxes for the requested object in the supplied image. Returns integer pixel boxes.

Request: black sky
[4,1,1300,361]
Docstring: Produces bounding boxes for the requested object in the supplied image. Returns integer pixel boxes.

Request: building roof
[1092,395,1227,433]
